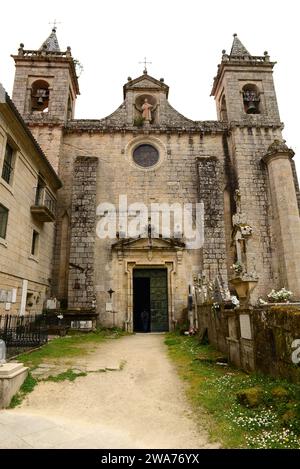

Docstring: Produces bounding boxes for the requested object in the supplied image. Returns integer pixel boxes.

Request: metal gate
[0,315,48,347]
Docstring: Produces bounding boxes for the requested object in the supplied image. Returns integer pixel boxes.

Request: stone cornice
[262,139,295,164]
[229,121,283,130]
[64,120,228,135]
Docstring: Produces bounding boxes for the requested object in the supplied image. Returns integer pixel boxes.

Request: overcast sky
[1,0,299,170]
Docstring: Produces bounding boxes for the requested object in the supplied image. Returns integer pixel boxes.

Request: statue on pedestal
[141,98,153,122]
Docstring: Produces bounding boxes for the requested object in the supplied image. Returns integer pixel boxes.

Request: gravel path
[0,334,219,449]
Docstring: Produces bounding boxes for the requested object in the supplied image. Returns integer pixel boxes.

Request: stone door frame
[125,260,176,333]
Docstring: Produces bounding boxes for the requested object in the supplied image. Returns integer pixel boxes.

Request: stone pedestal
[0,363,28,409]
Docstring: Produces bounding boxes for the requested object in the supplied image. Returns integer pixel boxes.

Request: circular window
[133,144,159,168]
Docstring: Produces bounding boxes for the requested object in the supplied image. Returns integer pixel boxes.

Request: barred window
[0,204,9,239]
[1,142,14,184]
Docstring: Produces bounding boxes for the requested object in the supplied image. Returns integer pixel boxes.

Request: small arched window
[67,94,73,120]
[31,80,50,112]
[220,95,228,121]
[242,84,260,114]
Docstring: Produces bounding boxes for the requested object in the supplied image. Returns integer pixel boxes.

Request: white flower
[267,287,293,302]
[258,298,268,305]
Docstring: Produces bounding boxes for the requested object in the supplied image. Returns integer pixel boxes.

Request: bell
[246,101,257,114]
[37,96,44,104]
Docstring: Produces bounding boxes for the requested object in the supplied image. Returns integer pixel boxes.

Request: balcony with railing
[30,186,56,222]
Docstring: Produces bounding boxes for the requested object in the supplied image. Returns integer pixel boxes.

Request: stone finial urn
[229,273,258,305]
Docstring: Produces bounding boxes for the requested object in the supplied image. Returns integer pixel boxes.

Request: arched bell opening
[31,79,50,113]
[242,84,260,114]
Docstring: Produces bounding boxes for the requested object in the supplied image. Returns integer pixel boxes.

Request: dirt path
[0,334,219,449]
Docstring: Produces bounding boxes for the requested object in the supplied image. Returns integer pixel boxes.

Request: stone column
[263,140,300,298]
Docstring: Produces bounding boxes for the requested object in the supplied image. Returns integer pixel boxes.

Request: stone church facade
[7,29,300,331]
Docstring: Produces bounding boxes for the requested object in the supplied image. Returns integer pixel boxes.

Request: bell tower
[211,34,281,125]
[211,35,300,301]
[11,28,80,171]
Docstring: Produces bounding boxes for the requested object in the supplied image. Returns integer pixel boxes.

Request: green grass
[16,328,127,369]
[45,369,87,382]
[9,373,38,408]
[165,332,300,449]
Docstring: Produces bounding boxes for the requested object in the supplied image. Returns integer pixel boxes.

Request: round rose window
[133,144,159,168]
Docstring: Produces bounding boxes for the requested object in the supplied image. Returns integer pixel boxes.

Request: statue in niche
[141,98,153,122]
[134,95,157,126]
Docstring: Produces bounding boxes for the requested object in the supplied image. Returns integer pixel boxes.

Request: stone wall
[55,130,223,326]
[197,303,300,382]
[197,155,228,287]
[27,124,63,172]
[0,109,57,315]
[228,126,282,302]
[68,156,98,309]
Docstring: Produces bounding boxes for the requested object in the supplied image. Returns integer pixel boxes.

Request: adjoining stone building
[0,83,61,315]
[6,29,300,330]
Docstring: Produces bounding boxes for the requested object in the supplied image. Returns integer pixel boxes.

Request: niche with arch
[242,84,260,114]
[220,94,228,121]
[31,79,50,112]
[134,94,158,126]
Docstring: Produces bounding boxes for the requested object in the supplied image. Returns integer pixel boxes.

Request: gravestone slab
[239,314,252,340]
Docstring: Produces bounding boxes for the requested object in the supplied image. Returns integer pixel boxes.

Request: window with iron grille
[31,230,39,256]
[0,204,9,239]
[1,142,14,184]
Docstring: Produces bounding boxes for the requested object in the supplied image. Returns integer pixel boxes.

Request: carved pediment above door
[111,236,185,252]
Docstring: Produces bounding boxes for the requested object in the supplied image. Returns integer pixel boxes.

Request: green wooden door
[133,269,168,332]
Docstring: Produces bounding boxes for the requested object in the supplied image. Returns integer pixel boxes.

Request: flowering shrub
[267,287,293,303]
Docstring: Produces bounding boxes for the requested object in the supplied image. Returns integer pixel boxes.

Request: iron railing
[0,314,48,347]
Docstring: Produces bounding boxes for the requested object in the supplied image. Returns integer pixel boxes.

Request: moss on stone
[236,386,263,407]
[271,386,290,401]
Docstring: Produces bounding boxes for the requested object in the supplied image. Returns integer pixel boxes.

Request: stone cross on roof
[39,23,61,52]
[49,19,61,30]
[139,57,152,75]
